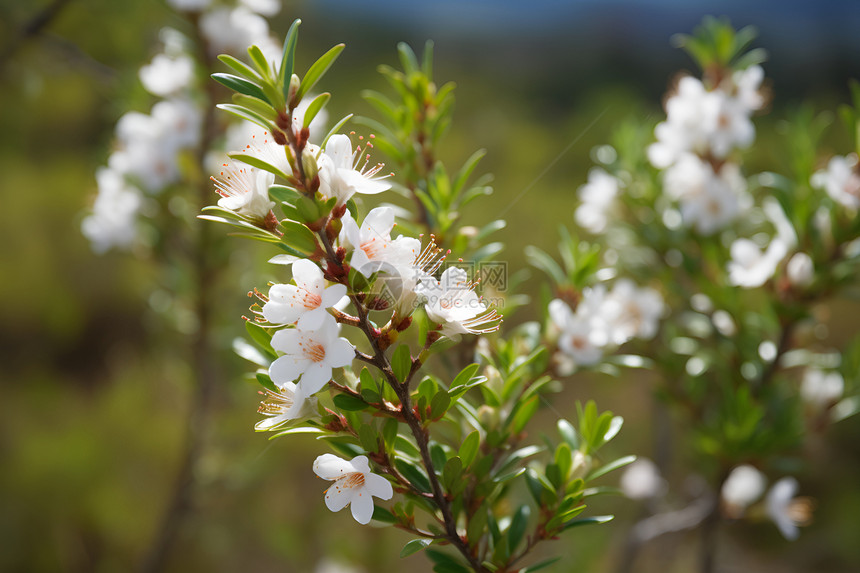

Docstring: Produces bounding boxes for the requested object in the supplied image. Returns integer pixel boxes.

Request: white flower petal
[363,473,393,500]
[349,489,375,524]
[326,338,355,369]
[324,482,353,513]
[314,453,356,480]
[300,362,332,395]
[269,355,308,385]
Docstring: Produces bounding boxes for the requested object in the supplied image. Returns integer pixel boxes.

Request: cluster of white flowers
[649,66,764,235]
[83,30,202,252]
[83,1,287,253]
[726,197,800,288]
[549,279,663,370]
[223,127,501,522]
[721,465,812,540]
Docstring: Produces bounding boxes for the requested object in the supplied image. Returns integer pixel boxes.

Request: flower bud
[302,148,319,181]
[786,252,814,288]
[477,405,499,429]
[288,73,301,106]
[570,450,593,480]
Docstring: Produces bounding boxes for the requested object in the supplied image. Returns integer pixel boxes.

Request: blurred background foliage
[2,0,860,571]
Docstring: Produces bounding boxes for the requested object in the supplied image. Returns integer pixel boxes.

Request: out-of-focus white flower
[200,7,270,58]
[211,160,276,220]
[313,454,393,525]
[648,76,715,168]
[269,315,354,395]
[721,464,766,510]
[167,0,212,11]
[314,558,365,573]
[786,252,814,287]
[139,53,195,97]
[662,154,746,235]
[711,309,737,337]
[765,477,812,541]
[705,93,755,159]
[731,65,765,113]
[255,381,316,431]
[575,167,622,234]
[240,0,280,16]
[727,237,788,288]
[82,168,142,253]
[801,368,844,409]
[548,296,605,366]
[602,279,664,345]
[811,154,860,209]
[262,259,348,330]
[620,458,664,500]
[340,207,420,278]
[151,98,202,150]
[319,134,391,205]
[418,267,501,338]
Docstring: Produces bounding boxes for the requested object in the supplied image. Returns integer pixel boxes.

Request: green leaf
[248,44,274,80]
[297,44,345,102]
[279,19,301,92]
[562,515,614,531]
[302,92,331,129]
[244,321,276,358]
[212,73,270,104]
[507,505,530,552]
[442,456,463,492]
[372,505,397,524]
[510,396,540,434]
[254,371,278,392]
[458,431,480,468]
[233,337,270,367]
[587,455,637,481]
[228,151,291,181]
[279,220,319,254]
[359,367,379,394]
[521,557,562,572]
[429,391,451,420]
[321,113,354,149]
[450,363,480,389]
[395,458,431,493]
[333,393,368,411]
[216,103,274,132]
[400,539,432,558]
[391,344,412,382]
[359,423,377,451]
[217,54,263,81]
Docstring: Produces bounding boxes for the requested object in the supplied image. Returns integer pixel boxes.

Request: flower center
[305,343,326,363]
[301,288,322,309]
[360,238,384,259]
[258,388,293,415]
[341,472,366,489]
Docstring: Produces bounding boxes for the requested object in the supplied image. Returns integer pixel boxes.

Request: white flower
[418,267,501,338]
[619,458,665,500]
[811,154,860,209]
[663,154,746,235]
[727,237,788,288]
[200,7,270,58]
[575,167,622,234]
[648,76,715,168]
[340,207,420,278]
[766,477,812,541]
[721,465,766,510]
[82,168,142,253]
[313,454,394,525]
[139,53,195,97]
[240,0,280,16]
[731,65,765,113]
[269,315,354,395]
[319,134,391,204]
[602,279,663,345]
[786,252,814,287]
[255,381,316,431]
[150,98,202,150]
[262,259,348,330]
[211,160,276,220]
[704,91,755,159]
[549,299,604,366]
[801,368,844,409]
[167,0,211,11]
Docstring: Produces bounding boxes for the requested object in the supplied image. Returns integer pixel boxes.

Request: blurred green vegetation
[2,1,860,572]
